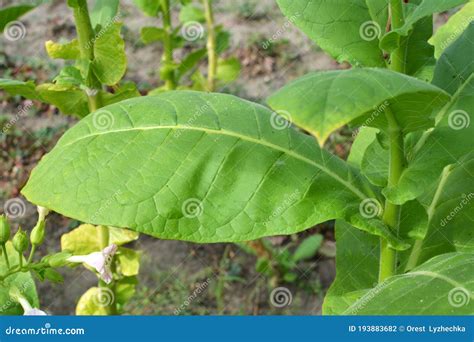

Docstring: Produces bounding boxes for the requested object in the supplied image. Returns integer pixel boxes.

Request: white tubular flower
[18,297,47,316]
[37,206,50,221]
[67,244,118,284]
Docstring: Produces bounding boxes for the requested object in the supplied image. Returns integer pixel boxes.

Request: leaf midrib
[62,124,368,200]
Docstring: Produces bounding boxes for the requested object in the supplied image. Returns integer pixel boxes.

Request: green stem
[73,0,95,61]
[389,0,405,72]
[98,225,109,249]
[203,0,217,92]
[378,0,407,283]
[27,245,36,264]
[18,251,23,269]
[1,244,10,269]
[72,0,102,109]
[160,0,176,90]
[379,107,405,282]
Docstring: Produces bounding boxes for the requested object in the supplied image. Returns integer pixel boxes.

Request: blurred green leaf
[0,79,40,100]
[140,26,166,44]
[117,247,140,276]
[179,4,205,23]
[76,287,109,315]
[0,5,35,32]
[292,234,323,262]
[133,0,160,16]
[216,57,241,83]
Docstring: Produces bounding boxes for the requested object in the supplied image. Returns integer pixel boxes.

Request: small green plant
[134,0,240,92]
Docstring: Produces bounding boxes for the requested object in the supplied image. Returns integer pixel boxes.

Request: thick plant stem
[389,0,405,72]
[379,107,405,282]
[73,0,95,61]
[160,0,176,90]
[203,0,217,91]
[72,0,102,110]
[378,0,407,283]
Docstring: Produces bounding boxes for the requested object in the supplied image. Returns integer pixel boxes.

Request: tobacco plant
[2,0,474,316]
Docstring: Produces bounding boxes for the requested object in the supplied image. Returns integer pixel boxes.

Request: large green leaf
[0,242,39,315]
[267,68,450,144]
[0,5,35,32]
[344,252,474,314]
[22,91,405,247]
[385,74,474,204]
[429,2,474,59]
[91,23,126,86]
[409,152,474,269]
[432,22,474,95]
[276,0,385,67]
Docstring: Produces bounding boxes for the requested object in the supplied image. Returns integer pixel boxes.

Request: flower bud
[46,251,72,268]
[0,215,11,243]
[12,227,28,254]
[30,220,45,246]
